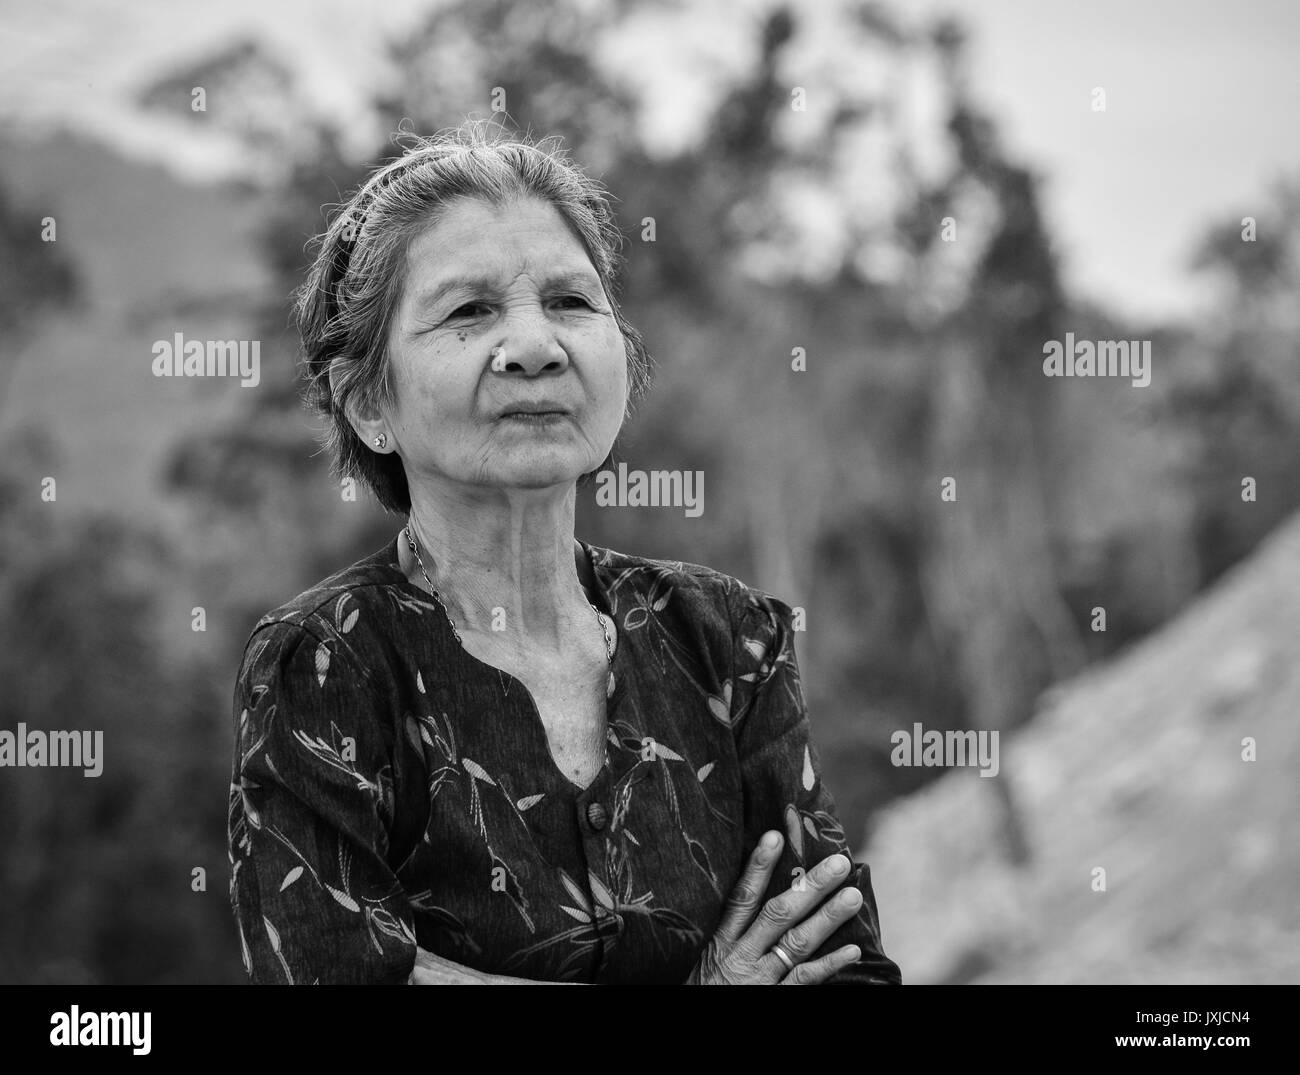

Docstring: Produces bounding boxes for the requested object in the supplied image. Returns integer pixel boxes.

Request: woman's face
[378,195,629,494]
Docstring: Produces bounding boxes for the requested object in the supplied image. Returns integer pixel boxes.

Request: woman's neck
[401,484,594,653]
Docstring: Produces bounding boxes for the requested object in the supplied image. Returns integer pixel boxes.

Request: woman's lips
[496,400,570,417]
[499,411,568,423]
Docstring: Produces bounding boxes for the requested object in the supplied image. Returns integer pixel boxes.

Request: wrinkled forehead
[398,195,607,303]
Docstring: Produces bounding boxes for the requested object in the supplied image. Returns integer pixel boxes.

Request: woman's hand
[408,946,582,985]
[685,831,865,984]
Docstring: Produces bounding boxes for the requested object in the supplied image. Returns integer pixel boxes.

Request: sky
[909,0,1300,321]
[1,0,1297,324]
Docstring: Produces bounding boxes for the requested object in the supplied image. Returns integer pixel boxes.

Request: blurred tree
[1167,177,1300,584]
[0,181,80,415]
[908,17,1088,869]
[0,435,239,983]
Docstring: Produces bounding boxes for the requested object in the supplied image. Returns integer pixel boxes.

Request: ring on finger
[771,943,797,973]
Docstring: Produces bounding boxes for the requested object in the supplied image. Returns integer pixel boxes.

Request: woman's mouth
[500,411,568,423]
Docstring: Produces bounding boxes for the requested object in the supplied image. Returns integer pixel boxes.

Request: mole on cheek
[456,332,467,342]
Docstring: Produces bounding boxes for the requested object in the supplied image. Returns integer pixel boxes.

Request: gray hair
[295,118,653,515]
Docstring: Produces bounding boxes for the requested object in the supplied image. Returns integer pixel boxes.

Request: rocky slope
[860,508,1300,984]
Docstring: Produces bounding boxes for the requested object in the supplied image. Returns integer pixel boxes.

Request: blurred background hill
[865,507,1300,983]
[0,0,1296,983]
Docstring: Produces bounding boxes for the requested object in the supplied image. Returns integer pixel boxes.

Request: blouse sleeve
[728,587,902,985]
[227,618,417,984]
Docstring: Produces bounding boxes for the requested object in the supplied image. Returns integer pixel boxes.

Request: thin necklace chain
[403,523,614,666]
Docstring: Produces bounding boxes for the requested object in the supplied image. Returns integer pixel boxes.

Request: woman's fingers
[765,883,864,976]
[779,945,862,985]
[694,842,864,984]
[711,831,785,948]
[740,851,857,961]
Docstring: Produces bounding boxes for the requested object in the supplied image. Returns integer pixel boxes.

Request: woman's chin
[479,452,601,490]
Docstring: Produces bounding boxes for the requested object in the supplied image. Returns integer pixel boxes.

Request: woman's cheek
[589,321,629,389]
[419,338,476,404]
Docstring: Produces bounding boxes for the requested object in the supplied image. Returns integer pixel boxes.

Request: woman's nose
[494,305,569,376]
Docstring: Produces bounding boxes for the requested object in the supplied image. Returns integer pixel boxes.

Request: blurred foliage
[0,434,240,982]
[0,184,80,413]
[1163,177,1300,583]
[3,0,1299,984]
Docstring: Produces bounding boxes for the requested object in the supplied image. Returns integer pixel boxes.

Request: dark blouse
[226,534,902,985]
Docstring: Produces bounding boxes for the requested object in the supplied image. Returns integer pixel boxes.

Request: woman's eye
[554,295,591,310]
[447,302,491,319]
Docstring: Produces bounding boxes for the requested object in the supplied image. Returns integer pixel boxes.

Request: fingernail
[761,831,781,850]
[827,854,849,875]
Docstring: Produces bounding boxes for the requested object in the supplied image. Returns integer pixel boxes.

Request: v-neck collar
[367,529,633,798]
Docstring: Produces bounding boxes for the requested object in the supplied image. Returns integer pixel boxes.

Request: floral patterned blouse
[227,533,902,985]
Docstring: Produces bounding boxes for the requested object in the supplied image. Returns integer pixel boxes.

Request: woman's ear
[331,357,389,449]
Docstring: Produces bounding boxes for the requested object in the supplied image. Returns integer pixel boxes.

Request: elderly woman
[227,121,901,985]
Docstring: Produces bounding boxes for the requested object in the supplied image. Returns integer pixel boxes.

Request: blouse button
[586,801,608,831]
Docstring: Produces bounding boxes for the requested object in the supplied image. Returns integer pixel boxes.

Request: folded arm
[728,586,903,985]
